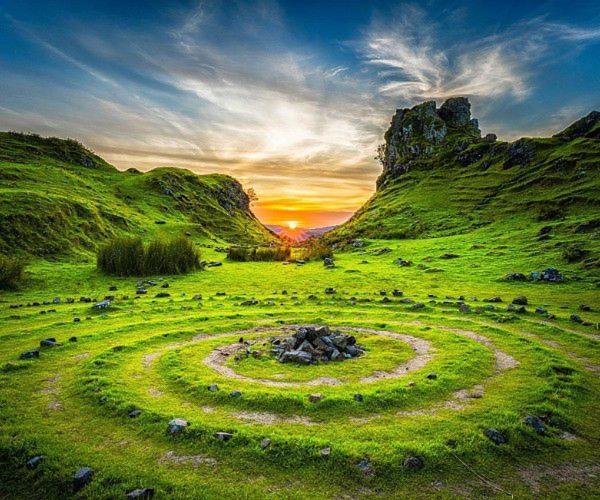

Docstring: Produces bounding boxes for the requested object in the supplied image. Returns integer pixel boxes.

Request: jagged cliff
[328,98,600,256]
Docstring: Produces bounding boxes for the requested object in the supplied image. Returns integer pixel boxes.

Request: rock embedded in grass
[484,428,507,445]
[260,438,271,449]
[207,384,219,392]
[308,393,322,403]
[512,296,528,305]
[128,409,142,418]
[167,418,188,435]
[404,457,424,470]
[215,432,233,441]
[20,349,39,360]
[73,466,94,492]
[524,416,545,434]
[40,338,57,347]
[126,488,155,499]
[26,455,44,469]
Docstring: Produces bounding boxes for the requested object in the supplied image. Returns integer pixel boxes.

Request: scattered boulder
[507,304,526,314]
[579,304,591,312]
[260,438,271,449]
[484,428,507,445]
[215,432,233,441]
[40,338,58,348]
[207,384,219,392]
[458,303,471,313]
[504,273,527,281]
[319,447,331,457]
[426,373,437,380]
[531,268,564,283]
[93,299,111,310]
[230,390,242,398]
[20,349,40,360]
[570,314,583,324]
[167,418,188,435]
[241,299,258,306]
[126,488,155,499]
[524,415,545,435]
[404,456,424,470]
[503,139,535,169]
[128,409,142,418]
[484,297,502,303]
[353,394,364,402]
[308,393,323,403]
[155,292,170,298]
[395,258,412,267]
[26,455,44,469]
[324,287,335,294]
[323,257,334,268]
[512,296,528,305]
[440,253,460,259]
[357,458,374,476]
[73,466,94,492]
[392,289,403,297]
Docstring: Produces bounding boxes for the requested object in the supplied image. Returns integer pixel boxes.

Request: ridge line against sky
[1,0,599,227]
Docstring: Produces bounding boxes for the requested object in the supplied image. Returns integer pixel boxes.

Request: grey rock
[260,438,271,449]
[126,488,155,499]
[207,384,219,392]
[26,455,44,469]
[215,432,233,441]
[512,296,528,305]
[404,456,424,470]
[167,418,188,435]
[484,428,507,445]
[524,415,545,434]
[128,409,142,418]
[20,349,40,359]
[73,466,94,492]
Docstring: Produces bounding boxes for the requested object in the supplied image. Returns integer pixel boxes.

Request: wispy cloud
[359,7,600,103]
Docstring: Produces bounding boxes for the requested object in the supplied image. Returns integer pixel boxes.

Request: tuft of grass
[97,235,201,276]
[0,254,25,289]
[300,239,333,261]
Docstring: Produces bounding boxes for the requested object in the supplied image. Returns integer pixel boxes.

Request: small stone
[230,390,242,398]
[167,418,188,435]
[192,294,202,300]
[570,314,583,324]
[128,409,142,418]
[161,282,169,288]
[207,384,219,392]
[381,296,391,303]
[73,317,81,322]
[215,432,233,441]
[40,338,57,347]
[411,302,425,310]
[155,292,170,298]
[324,287,335,294]
[458,303,471,313]
[512,296,528,305]
[73,466,94,492]
[308,393,322,403]
[484,428,507,445]
[260,438,271,449]
[426,373,437,380]
[407,381,416,387]
[392,289,403,297]
[579,304,591,312]
[126,488,155,499]
[353,394,364,402]
[484,297,502,303]
[357,458,374,476]
[20,349,40,360]
[535,306,547,315]
[319,446,331,457]
[69,336,77,342]
[524,415,545,434]
[136,289,147,295]
[404,456,424,470]
[26,455,44,469]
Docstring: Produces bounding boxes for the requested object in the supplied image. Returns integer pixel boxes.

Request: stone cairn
[270,326,364,364]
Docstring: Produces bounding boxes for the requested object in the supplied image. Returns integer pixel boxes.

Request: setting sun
[286,220,299,229]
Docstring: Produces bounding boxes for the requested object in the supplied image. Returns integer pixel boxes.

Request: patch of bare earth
[231,410,314,425]
[519,463,600,494]
[159,451,217,468]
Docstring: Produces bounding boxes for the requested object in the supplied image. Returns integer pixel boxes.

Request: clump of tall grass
[0,254,26,289]
[227,245,291,262]
[97,236,200,276]
[300,239,333,261]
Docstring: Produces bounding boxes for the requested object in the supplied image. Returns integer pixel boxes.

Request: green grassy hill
[0,132,274,256]
[328,99,600,273]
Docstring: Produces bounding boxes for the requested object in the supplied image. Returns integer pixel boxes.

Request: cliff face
[378,97,482,188]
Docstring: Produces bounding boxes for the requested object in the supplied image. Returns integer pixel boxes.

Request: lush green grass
[0,132,274,257]
[0,226,598,498]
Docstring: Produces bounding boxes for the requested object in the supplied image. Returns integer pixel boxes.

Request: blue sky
[1,0,599,226]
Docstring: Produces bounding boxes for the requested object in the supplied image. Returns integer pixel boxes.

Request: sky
[1,1,599,228]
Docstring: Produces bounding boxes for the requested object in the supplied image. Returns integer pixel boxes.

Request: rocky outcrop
[554,111,600,141]
[377,97,481,188]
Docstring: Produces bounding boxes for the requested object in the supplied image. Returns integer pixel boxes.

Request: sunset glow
[287,221,298,230]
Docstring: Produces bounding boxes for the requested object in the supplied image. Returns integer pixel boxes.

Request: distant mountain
[0,132,275,255]
[266,224,336,242]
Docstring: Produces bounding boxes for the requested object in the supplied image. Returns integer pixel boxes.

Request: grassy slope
[0,132,274,257]
[328,123,600,279]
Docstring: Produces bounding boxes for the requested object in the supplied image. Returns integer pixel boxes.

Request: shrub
[97,236,200,276]
[0,254,26,289]
[300,240,333,261]
[97,237,144,276]
[562,244,588,263]
[227,245,291,262]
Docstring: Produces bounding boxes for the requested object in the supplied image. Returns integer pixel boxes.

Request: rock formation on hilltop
[378,97,482,188]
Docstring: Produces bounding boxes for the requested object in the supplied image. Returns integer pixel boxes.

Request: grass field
[1,225,598,498]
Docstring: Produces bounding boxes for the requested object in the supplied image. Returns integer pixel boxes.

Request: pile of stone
[270,326,364,364]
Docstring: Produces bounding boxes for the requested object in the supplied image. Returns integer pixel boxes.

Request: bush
[227,245,291,262]
[300,240,333,261]
[97,236,200,276]
[0,254,26,289]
